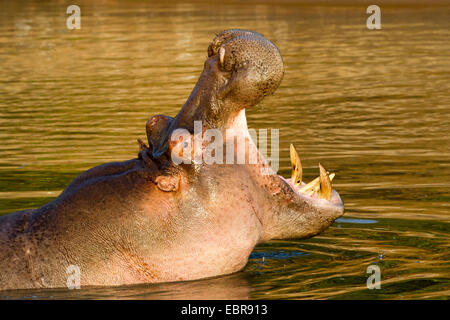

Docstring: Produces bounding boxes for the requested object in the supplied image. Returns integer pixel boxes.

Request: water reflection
[0,273,252,300]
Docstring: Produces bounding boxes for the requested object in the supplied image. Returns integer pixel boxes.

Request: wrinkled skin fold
[0,30,344,290]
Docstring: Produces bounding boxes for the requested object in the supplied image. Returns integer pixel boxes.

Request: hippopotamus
[0,29,344,291]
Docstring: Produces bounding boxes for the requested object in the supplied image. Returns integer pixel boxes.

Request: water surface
[0,0,449,299]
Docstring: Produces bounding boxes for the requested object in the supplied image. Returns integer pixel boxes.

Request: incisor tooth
[290,144,302,185]
[300,176,319,193]
[305,173,335,196]
[318,163,332,200]
[299,171,331,193]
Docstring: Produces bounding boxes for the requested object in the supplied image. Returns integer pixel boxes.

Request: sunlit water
[0,0,449,299]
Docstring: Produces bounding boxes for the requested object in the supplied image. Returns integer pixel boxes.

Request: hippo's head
[143,29,344,243]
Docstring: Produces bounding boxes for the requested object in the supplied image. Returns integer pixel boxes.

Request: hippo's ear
[155,175,180,192]
[146,115,173,155]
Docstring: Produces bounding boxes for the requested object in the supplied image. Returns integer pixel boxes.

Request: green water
[0,0,449,299]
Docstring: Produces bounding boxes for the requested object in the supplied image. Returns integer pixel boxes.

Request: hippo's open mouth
[232,107,344,217]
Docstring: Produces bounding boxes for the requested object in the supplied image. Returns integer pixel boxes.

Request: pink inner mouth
[227,108,342,209]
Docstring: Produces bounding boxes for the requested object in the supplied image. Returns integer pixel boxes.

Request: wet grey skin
[0,29,344,290]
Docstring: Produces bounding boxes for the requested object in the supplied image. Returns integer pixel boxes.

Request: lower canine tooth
[290,144,303,185]
[318,163,332,200]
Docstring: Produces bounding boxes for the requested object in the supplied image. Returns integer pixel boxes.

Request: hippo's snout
[208,29,284,108]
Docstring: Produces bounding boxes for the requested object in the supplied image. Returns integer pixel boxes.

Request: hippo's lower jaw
[0,29,344,290]
[279,141,344,222]
[274,174,344,239]
[278,151,345,235]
